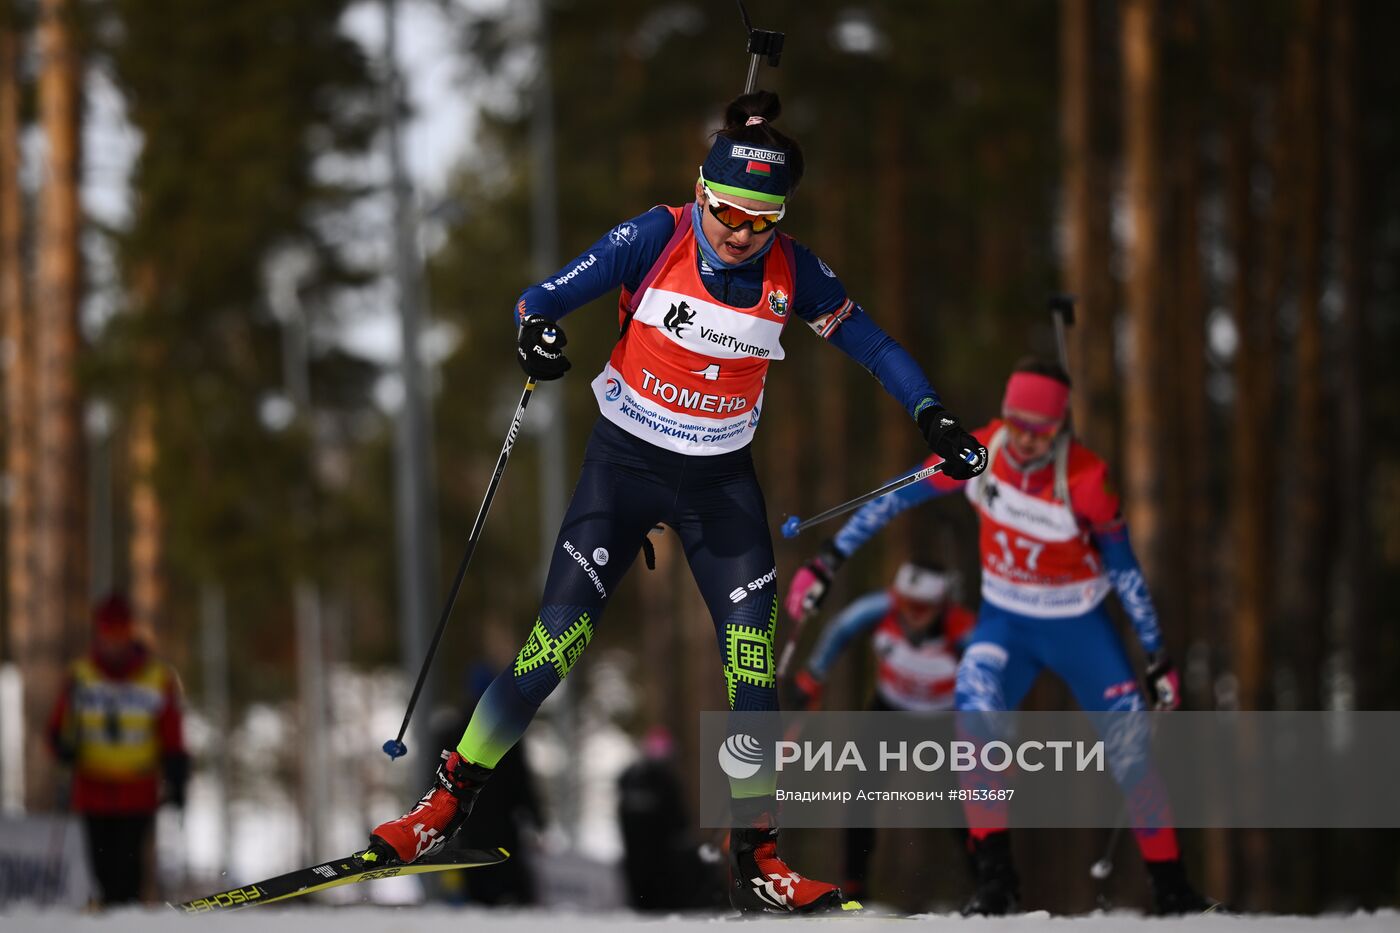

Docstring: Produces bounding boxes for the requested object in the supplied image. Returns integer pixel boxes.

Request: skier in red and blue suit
[785,358,1216,916]
[785,561,977,902]
[368,91,989,915]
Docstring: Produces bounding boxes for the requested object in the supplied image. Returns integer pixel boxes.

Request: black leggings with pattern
[458,417,780,797]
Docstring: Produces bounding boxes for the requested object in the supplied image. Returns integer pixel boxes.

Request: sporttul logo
[541,253,597,291]
[730,566,778,603]
[718,733,764,780]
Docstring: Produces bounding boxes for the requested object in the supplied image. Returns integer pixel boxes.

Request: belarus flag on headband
[746,160,772,176]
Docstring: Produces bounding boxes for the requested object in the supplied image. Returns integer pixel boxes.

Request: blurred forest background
[1,0,1398,915]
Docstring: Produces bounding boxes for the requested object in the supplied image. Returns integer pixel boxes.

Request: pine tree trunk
[1222,6,1286,906]
[1249,94,1289,711]
[1120,0,1165,588]
[1058,0,1118,456]
[1286,0,1325,711]
[1328,0,1378,903]
[1329,0,1371,708]
[1,15,33,666]
[129,397,164,638]
[29,0,86,812]
[126,255,164,642]
[1165,1,1210,670]
[1219,24,1271,718]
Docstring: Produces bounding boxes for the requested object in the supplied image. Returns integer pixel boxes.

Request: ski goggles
[1003,411,1063,438]
[893,594,941,617]
[698,172,786,233]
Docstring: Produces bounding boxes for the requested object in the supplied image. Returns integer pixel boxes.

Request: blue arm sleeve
[807,592,893,680]
[827,309,942,418]
[515,207,675,322]
[1094,524,1164,655]
[790,244,941,419]
[830,469,949,558]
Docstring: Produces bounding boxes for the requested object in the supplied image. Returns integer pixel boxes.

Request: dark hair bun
[724,90,782,132]
[711,89,805,190]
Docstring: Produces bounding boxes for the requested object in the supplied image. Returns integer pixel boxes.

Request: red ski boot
[728,804,846,913]
[367,749,491,864]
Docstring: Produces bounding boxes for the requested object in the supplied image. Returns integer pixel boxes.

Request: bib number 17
[993,529,1044,571]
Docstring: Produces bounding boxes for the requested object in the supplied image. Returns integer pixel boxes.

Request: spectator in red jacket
[47,593,189,906]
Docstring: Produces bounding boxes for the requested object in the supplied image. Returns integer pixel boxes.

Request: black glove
[782,669,825,712]
[50,735,77,766]
[163,753,190,809]
[1144,653,1182,711]
[516,314,571,380]
[917,405,988,481]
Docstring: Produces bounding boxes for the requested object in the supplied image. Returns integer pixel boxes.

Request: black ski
[172,846,510,913]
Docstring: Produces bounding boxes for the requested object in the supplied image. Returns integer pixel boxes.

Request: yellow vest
[68,656,170,780]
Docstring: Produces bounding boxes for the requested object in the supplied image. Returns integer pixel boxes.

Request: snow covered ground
[1,908,1397,933]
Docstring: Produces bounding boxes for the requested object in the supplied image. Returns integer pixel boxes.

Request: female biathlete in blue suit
[366,91,989,914]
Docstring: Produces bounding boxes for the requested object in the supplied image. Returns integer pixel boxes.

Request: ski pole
[775,627,803,681]
[1049,293,1076,431]
[1089,702,1168,882]
[383,377,538,760]
[779,450,976,539]
[1089,811,1126,881]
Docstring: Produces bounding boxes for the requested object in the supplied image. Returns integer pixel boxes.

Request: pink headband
[1002,372,1069,426]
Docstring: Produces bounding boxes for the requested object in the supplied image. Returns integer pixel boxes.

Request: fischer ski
[172,845,510,913]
